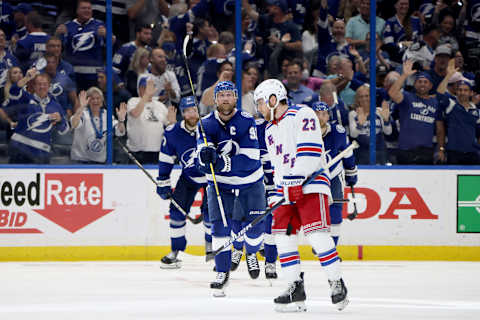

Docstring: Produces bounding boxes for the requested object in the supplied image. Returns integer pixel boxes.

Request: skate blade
[334,298,349,311]
[160,262,181,269]
[274,301,307,313]
[212,289,226,298]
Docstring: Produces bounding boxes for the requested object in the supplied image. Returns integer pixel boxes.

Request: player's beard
[217,102,235,116]
[185,117,198,129]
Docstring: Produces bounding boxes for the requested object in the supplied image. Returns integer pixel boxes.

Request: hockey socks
[169,220,187,252]
[275,234,301,284]
[307,232,341,280]
[212,236,232,273]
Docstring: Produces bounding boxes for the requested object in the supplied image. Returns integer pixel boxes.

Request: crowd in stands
[0,0,479,165]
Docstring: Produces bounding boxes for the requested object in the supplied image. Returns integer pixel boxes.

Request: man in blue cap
[157,96,210,268]
[388,60,446,164]
[312,101,357,246]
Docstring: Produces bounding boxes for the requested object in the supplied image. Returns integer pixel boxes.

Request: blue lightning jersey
[196,58,223,98]
[0,51,18,89]
[196,110,264,190]
[382,15,421,46]
[9,94,69,155]
[62,18,105,70]
[15,32,50,71]
[158,120,207,186]
[48,72,76,111]
[256,118,274,193]
[322,123,356,179]
[113,41,149,79]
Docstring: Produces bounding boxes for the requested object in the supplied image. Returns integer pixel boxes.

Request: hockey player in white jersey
[253,79,349,312]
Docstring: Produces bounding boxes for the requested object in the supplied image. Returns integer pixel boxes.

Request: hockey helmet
[311,101,329,112]
[179,95,196,112]
[214,81,238,100]
[253,79,287,119]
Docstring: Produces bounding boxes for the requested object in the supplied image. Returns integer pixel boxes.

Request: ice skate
[246,253,260,279]
[265,262,278,279]
[230,249,243,271]
[274,272,307,312]
[160,251,181,269]
[210,271,229,297]
[329,278,349,311]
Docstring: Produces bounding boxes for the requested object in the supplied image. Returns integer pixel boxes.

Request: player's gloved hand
[156,176,172,200]
[198,146,231,173]
[345,166,358,186]
[281,176,305,203]
[198,146,217,173]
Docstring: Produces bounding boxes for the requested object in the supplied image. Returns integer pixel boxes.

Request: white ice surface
[1,253,479,320]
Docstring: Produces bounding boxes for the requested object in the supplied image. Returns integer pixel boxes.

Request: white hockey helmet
[253,79,287,119]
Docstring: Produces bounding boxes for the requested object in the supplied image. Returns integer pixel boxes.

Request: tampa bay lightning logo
[87,136,104,153]
[473,4,480,23]
[72,31,95,53]
[223,0,235,15]
[26,112,53,133]
[180,147,196,169]
[49,82,64,97]
[420,108,429,115]
[218,139,239,157]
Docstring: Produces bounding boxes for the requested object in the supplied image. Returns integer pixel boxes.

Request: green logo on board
[457,175,480,233]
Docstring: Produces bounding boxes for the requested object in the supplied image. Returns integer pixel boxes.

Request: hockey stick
[206,141,359,261]
[346,185,359,220]
[182,34,228,227]
[116,137,203,224]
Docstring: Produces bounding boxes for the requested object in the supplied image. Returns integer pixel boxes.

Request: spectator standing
[345,0,385,53]
[137,48,181,107]
[113,24,152,80]
[126,78,176,164]
[284,59,319,107]
[56,0,107,91]
[349,85,392,164]
[436,60,480,164]
[316,0,351,75]
[70,88,126,163]
[388,60,446,164]
[0,29,19,101]
[382,0,422,63]
[125,46,150,97]
[319,82,349,129]
[427,44,453,91]
[44,53,78,118]
[259,0,303,75]
[14,11,49,72]
[8,73,69,164]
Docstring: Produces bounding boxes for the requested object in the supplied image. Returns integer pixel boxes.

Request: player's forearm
[388,74,407,103]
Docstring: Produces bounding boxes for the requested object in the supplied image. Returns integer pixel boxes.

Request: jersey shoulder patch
[335,124,346,134]
[165,124,175,132]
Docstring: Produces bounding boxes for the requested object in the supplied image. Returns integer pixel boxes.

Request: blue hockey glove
[345,166,358,186]
[156,176,172,200]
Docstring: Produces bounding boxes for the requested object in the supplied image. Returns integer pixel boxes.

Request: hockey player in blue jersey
[196,81,266,297]
[312,101,357,246]
[156,96,210,269]
[230,115,278,280]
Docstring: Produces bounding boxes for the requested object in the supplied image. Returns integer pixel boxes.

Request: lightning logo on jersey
[72,31,95,52]
[26,113,53,133]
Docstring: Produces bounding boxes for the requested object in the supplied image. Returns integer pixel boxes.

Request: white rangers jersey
[264,104,332,204]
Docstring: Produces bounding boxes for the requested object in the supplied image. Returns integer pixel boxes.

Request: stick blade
[182,34,193,58]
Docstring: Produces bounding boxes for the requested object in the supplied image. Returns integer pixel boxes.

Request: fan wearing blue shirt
[388,60,446,164]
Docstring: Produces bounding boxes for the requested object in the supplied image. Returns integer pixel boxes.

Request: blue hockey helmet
[214,81,237,100]
[311,101,330,112]
[179,95,196,112]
